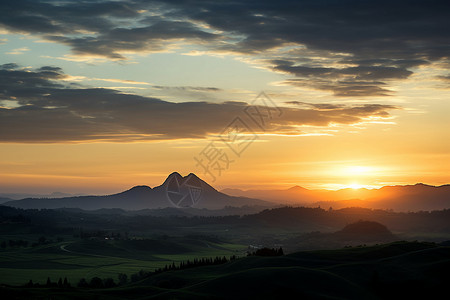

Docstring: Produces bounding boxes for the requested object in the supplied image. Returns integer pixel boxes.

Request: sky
[0,0,449,194]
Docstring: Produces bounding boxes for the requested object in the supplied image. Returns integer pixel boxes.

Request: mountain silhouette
[3,172,271,210]
[221,185,320,204]
[335,220,395,241]
[223,183,450,211]
[0,197,12,205]
[4,177,450,212]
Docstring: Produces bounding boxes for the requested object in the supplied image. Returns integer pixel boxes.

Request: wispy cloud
[55,74,152,86]
[92,78,151,85]
[6,47,30,55]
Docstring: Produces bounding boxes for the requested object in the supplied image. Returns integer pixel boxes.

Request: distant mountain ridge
[3,176,450,212]
[0,191,83,200]
[0,197,12,205]
[222,183,450,212]
[3,172,272,211]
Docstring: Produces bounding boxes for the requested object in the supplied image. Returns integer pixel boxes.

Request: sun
[337,166,375,187]
[348,182,363,189]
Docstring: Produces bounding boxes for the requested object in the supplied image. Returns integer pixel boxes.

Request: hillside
[1,241,448,299]
[3,172,272,211]
[223,183,450,211]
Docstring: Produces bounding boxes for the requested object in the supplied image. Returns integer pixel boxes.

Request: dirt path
[59,243,117,258]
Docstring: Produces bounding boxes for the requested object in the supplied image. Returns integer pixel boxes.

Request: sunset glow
[348,183,364,190]
[1,2,449,297]
[0,0,449,195]
[343,166,374,176]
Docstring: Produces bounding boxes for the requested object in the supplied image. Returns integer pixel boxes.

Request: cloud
[282,78,394,97]
[1,0,448,96]
[0,0,141,35]
[43,19,219,60]
[436,74,450,88]
[92,78,151,85]
[273,64,412,81]
[271,62,414,96]
[0,64,399,143]
[437,75,450,81]
[6,47,30,55]
[152,86,222,92]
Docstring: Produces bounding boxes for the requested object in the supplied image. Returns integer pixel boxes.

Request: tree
[130,273,139,282]
[248,247,284,257]
[89,277,104,288]
[46,277,51,287]
[63,277,70,288]
[138,269,147,278]
[77,278,89,288]
[103,278,116,288]
[277,247,284,256]
[118,273,128,285]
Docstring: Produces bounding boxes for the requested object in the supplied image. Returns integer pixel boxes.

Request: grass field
[1,205,449,299]
[0,237,247,286]
[2,241,448,299]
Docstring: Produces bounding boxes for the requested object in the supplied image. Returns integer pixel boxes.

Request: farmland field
[0,236,246,286]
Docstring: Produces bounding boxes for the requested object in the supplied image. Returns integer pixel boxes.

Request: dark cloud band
[0,0,448,96]
[0,64,399,143]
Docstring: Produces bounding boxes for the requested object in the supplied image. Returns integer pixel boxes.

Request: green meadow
[0,237,246,286]
[1,241,449,299]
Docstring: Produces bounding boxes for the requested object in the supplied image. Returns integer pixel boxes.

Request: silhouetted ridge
[161,172,185,188]
[123,186,152,193]
[287,185,307,191]
[3,172,271,210]
[224,182,450,211]
[338,220,393,237]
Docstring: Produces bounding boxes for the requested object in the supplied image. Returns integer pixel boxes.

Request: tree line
[20,255,238,289]
[0,236,64,249]
[25,277,71,288]
[247,247,284,256]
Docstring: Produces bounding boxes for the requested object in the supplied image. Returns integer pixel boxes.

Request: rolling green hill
[1,241,448,299]
[0,237,246,287]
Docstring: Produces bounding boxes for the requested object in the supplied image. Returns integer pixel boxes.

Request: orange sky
[1,105,448,194]
[0,1,449,194]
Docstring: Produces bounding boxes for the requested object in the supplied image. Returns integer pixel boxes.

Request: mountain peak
[162,172,205,186]
[287,185,307,191]
[187,172,200,179]
[414,183,433,187]
[168,171,183,178]
[122,185,152,194]
[161,172,183,187]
